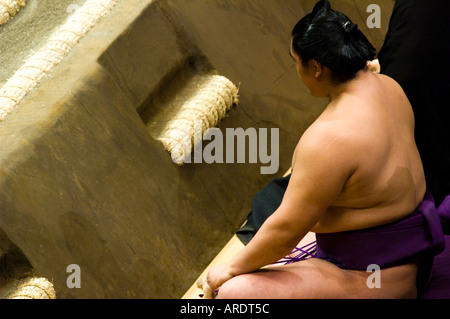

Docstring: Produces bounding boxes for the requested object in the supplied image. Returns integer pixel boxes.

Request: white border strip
[0,0,118,121]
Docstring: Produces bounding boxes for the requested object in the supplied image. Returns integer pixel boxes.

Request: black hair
[291,0,376,84]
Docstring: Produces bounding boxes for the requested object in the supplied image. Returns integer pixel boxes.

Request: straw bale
[5,277,56,299]
[157,74,239,165]
[0,0,118,122]
[0,0,26,26]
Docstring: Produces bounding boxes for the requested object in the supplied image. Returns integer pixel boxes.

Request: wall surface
[0,0,393,298]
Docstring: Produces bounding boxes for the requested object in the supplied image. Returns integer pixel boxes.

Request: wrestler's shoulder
[297,120,362,160]
[375,73,407,96]
[300,118,359,146]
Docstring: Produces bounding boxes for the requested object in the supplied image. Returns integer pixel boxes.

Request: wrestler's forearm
[228,208,310,276]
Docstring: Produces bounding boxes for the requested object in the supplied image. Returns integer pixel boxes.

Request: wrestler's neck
[326,67,371,103]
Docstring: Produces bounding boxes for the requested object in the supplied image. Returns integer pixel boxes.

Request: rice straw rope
[0,0,25,26]
[0,0,118,122]
[5,277,56,299]
[157,74,239,165]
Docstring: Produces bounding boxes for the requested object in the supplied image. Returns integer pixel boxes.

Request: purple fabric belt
[315,192,449,270]
[277,192,450,295]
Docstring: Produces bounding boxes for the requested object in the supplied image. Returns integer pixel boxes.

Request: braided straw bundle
[157,74,239,165]
[0,0,25,26]
[0,0,118,122]
[5,277,56,299]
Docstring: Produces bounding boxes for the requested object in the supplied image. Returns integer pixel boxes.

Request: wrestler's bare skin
[205,46,426,299]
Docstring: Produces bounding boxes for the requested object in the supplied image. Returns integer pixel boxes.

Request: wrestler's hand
[203,262,235,298]
[197,277,216,299]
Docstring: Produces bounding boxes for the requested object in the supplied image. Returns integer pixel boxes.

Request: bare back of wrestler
[205,1,426,299]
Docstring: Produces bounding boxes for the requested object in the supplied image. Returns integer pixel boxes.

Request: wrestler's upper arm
[277,129,357,232]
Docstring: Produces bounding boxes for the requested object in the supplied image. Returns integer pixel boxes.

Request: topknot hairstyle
[291,0,376,83]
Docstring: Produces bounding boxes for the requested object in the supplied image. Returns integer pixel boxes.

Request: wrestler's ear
[312,60,323,78]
